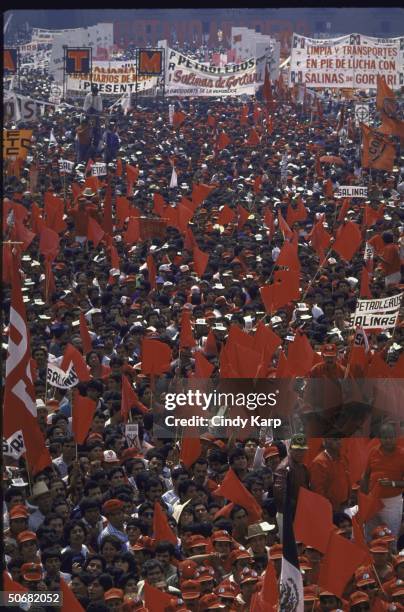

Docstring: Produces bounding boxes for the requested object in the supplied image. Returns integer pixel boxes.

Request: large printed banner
[3,130,33,160]
[350,292,403,330]
[290,33,403,89]
[47,361,79,389]
[166,48,262,97]
[66,60,158,94]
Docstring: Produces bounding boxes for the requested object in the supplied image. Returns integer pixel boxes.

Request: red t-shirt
[366,443,404,498]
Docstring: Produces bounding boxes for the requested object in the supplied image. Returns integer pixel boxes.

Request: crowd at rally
[3,27,404,612]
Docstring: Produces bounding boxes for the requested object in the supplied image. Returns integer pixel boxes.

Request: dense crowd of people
[3,29,404,612]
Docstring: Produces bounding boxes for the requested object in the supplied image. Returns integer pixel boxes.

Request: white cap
[103,450,119,463]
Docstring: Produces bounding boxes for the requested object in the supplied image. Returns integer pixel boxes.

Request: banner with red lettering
[289,33,403,89]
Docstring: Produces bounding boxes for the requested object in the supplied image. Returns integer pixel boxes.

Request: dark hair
[99,535,122,553]
[84,480,102,495]
[154,541,176,556]
[80,497,101,513]
[83,554,106,573]
[41,547,62,563]
[114,551,137,573]
[87,573,114,591]
[63,520,88,545]
[178,479,196,498]
[142,559,164,579]
[229,448,247,464]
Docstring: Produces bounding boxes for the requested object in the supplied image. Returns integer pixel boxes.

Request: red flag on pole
[147,254,157,290]
[4,255,51,474]
[141,339,172,375]
[144,581,177,612]
[193,244,209,277]
[61,344,90,381]
[102,179,113,235]
[318,532,368,598]
[332,221,362,261]
[294,488,334,553]
[217,205,236,226]
[153,502,177,545]
[180,438,202,469]
[179,309,196,349]
[60,577,85,612]
[87,217,105,248]
[121,375,148,421]
[194,352,214,378]
[72,391,97,445]
[250,560,278,612]
[214,468,262,523]
[39,227,60,261]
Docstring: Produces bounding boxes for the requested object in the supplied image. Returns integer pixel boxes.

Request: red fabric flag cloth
[87,217,105,248]
[207,114,216,128]
[351,516,372,564]
[2,243,13,284]
[191,183,215,207]
[204,329,218,356]
[277,210,293,240]
[61,343,90,382]
[323,178,334,198]
[193,244,209,277]
[363,204,384,228]
[123,217,140,245]
[214,468,262,523]
[84,175,99,193]
[116,157,123,177]
[4,256,52,475]
[253,175,262,194]
[177,202,194,234]
[361,123,395,172]
[337,197,351,222]
[237,205,250,230]
[246,128,261,146]
[360,266,372,298]
[294,488,334,553]
[366,350,391,378]
[147,254,156,289]
[310,218,331,261]
[102,180,113,235]
[179,309,196,349]
[144,581,177,612]
[240,104,249,125]
[173,110,186,128]
[263,64,273,108]
[318,532,368,598]
[153,193,167,217]
[39,227,60,261]
[286,197,307,226]
[72,391,96,445]
[44,261,56,302]
[194,352,214,378]
[276,239,300,271]
[4,570,28,594]
[180,437,202,469]
[121,375,148,421]
[44,192,66,233]
[109,244,120,270]
[60,577,85,612]
[260,270,300,313]
[250,560,278,612]
[217,205,236,226]
[287,330,315,377]
[332,221,362,261]
[264,208,274,238]
[253,321,281,363]
[341,438,377,487]
[357,490,384,525]
[216,131,231,150]
[227,324,255,352]
[153,501,177,545]
[379,114,404,138]
[232,343,265,379]
[126,164,139,186]
[14,219,35,251]
[79,312,93,354]
[31,202,45,234]
[141,339,172,375]
[376,74,395,111]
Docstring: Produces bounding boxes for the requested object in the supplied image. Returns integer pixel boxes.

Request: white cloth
[83,93,103,113]
[385,271,401,287]
[366,494,403,541]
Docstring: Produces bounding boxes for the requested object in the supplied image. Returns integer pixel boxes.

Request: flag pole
[24,457,33,497]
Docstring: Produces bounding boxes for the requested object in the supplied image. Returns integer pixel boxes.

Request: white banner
[290,33,403,89]
[92,162,107,176]
[354,103,370,126]
[3,92,55,122]
[66,60,158,95]
[166,48,262,97]
[47,361,79,389]
[334,186,368,198]
[58,159,75,174]
[3,430,26,460]
[350,292,403,329]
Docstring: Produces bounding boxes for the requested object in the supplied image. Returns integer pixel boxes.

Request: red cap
[21,562,42,581]
[102,499,124,514]
[9,505,29,520]
[229,548,253,564]
[393,554,404,568]
[215,580,239,599]
[371,525,395,543]
[269,543,283,559]
[212,530,232,543]
[263,444,280,459]
[322,343,337,356]
[178,559,198,578]
[121,448,145,464]
[239,568,259,584]
[350,591,369,605]
[105,588,124,601]
[355,568,377,587]
[131,535,155,552]
[188,535,208,549]
[195,565,215,582]
[17,531,37,544]
[199,593,225,610]
[180,580,201,600]
[369,538,389,554]
[304,586,318,602]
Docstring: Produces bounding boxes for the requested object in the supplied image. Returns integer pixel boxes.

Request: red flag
[260,270,300,313]
[85,158,95,175]
[207,114,216,128]
[44,261,56,302]
[72,391,96,445]
[277,210,293,240]
[315,154,324,178]
[79,312,93,354]
[237,205,250,230]
[216,131,231,150]
[286,197,307,226]
[116,157,123,177]
[294,488,334,553]
[31,202,45,235]
[250,560,278,612]
[141,339,172,375]
[153,501,177,545]
[84,175,99,193]
[194,352,214,378]
[102,179,113,235]
[352,516,372,564]
[276,239,300,271]
[309,217,331,261]
[363,204,384,228]
[39,227,60,261]
[376,74,395,111]
[14,219,35,251]
[177,202,194,234]
[332,221,362,261]
[179,309,196,349]
[357,490,384,525]
[180,437,202,468]
[253,175,262,194]
[3,243,13,284]
[204,329,218,356]
[246,128,261,146]
[4,256,51,474]
[337,197,351,222]
[121,375,148,421]
[153,193,167,217]
[60,577,85,612]
[61,344,90,382]
[360,266,372,298]
[253,321,281,363]
[147,254,157,290]
[263,64,273,110]
[4,570,28,594]
[126,164,139,191]
[214,468,262,523]
[318,532,368,598]
[123,217,140,245]
[144,581,177,612]
[193,244,209,277]
[87,217,105,248]
[44,192,66,233]
[217,205,236,226]
[287,330,315,377]
[361,123,395,172]
[240,104,249,125]
[173,110,186,128]
[192,183,215,207]
[264,208,274,238]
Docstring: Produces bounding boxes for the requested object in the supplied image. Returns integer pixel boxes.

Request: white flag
[168,104,175,125]
[49,128,57,145]
[3,430,26,460]
[170,166,178,188]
